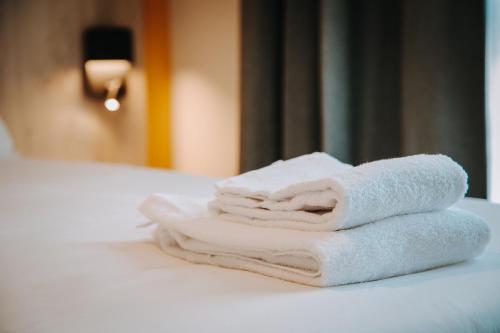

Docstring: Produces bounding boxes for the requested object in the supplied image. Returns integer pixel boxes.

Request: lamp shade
[83,26,133,62]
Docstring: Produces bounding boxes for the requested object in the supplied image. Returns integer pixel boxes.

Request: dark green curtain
[240,0,487,198]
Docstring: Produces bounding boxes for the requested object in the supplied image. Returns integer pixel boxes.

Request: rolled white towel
[213,153,468,231]
[140,194,490,287]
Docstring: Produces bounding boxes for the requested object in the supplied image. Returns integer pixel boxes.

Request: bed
[1,156,499,333]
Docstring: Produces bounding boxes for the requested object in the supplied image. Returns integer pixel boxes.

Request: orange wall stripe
[143,0,172,168]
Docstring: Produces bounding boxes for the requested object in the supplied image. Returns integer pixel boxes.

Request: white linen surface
[1,157,499,333]
[214,153,467,231]
[141,194,490,287]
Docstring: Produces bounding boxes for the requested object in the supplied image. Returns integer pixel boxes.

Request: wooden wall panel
[0,0,146,165]
[143,0,172,168]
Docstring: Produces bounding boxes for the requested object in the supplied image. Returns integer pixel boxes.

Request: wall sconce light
[83,26,133,111]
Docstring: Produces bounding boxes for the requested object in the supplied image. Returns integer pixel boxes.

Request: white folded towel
[140,194,490,287]
[213,153,468,231]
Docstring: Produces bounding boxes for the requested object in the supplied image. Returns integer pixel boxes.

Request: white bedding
[0,157,499,333]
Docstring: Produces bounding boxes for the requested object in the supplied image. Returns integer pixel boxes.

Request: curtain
[240,0,487,198]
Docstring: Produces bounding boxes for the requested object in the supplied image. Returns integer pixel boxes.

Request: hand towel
[140,194,489,287]
[213,153,468,231]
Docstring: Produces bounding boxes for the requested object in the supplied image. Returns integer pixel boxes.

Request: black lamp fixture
[83,26,134,111]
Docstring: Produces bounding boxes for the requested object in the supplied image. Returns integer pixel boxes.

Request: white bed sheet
[0,158,499,333]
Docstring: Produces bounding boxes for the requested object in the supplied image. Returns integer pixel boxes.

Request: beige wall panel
[170,0,240,177]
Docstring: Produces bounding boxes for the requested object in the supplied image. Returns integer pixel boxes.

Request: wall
[0,0,146,165]
[0,0,241,175]
[170,0,240,177]
[487,0,500,203]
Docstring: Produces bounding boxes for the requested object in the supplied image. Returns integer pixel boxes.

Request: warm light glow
[85,59,131,76]
[84,59,131,93]
[104,98,120,111]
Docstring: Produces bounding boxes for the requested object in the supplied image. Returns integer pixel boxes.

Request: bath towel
[140,194,490,287]
[213,153,468,231]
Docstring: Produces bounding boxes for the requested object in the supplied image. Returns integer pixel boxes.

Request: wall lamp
[83,26,133,111]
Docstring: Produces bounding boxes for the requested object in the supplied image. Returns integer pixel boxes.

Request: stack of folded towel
[139,153,490,287]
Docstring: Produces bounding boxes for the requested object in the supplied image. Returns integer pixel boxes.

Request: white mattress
[0,157,499,333]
